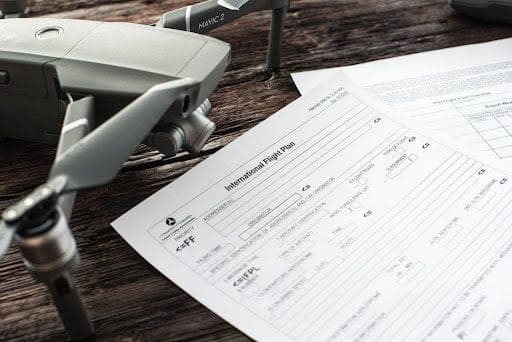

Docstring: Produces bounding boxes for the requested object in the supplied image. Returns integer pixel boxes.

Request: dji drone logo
[166,217,176,226]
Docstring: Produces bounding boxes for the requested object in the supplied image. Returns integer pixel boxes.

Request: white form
[113,73,512,341]
[292,38,512,171]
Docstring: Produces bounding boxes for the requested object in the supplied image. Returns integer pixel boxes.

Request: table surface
[2,0,512,340]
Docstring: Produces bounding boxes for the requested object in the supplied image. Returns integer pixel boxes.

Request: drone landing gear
[17,208,94,341]
[267,6,287,72]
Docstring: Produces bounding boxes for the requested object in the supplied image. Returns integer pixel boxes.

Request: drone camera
[146,98,215,156]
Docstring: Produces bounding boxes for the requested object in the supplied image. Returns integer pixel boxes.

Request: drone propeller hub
[3,176,67,229]
[17,208,76,272]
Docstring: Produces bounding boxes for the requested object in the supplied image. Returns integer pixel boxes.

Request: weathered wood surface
[1,0,512,340]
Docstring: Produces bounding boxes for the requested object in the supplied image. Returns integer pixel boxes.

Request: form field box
[239,193,302,240]
[479,128,509,141]
[494,145,512,158]
[239,282,261,299]
[276,273,305,293]
[195,243,235,272]
[350,201,361,209]
[282,209,329,243]
[357,177,368,185]
[345,309,378,338]
[203,198,236,228]
[308,258,343,286]
[398,262,425,285]
[329,223,358,247]
[497,114,512,127]
[210,244,235,265]
[439,224,463,247]
[470,118,501,131]
[284,240,314,263]
[386,154,418,179]
[464,310,486,331]
[474,191,497,210]
[487,136,512,149]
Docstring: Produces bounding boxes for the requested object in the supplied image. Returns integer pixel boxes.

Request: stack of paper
[113,38,512,341]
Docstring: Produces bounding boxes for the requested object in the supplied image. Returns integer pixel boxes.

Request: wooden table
[1,0,512,340]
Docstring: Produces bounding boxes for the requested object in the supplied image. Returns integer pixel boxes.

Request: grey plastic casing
[450,0,512,23]
[0,18,231,143]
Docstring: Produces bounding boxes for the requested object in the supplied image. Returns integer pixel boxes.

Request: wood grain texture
[1,0,512,340]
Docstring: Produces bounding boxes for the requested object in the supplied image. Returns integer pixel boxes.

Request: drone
[0,0,288,339]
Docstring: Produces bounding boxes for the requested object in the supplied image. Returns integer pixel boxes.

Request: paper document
[113,73,512,341]
[292,38,512,171]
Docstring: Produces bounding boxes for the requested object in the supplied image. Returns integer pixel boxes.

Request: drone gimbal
[0,0,288,340]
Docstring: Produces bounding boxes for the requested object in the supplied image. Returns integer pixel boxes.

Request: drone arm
[157,0,288,71]
[157,0,287,32]
[54,96,95,220]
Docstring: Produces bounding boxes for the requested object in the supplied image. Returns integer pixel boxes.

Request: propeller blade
[0,220,16,259]
[49,78,198,192]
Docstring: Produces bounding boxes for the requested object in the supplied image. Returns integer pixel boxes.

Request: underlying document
[113,72,512,341]
[293,38,512,172]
